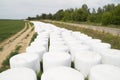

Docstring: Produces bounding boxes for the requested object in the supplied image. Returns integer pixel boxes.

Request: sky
[0,0,119,19]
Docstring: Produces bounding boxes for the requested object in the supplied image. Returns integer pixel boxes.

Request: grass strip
[29,32,38,45]
[0,20,25,42]
[0,45,21,72]
[44,21,120,50]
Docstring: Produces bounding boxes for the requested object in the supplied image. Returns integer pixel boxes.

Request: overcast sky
[0,0,119,19]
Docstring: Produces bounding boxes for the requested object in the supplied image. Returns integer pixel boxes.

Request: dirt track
[45,20,120,36]
[0,22,35,67]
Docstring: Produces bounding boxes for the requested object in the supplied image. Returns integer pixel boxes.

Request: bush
[102,12,112,25]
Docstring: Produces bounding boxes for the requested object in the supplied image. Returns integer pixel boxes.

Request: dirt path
[45,20,120,36]
[19,23,35,53]
[0,22,35,67]
[0,23,27,48]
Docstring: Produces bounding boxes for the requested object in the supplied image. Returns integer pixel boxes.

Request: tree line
[27,4,120,25]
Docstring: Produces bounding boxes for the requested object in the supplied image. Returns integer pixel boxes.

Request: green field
[0,20,25,42]
[44,21,120,50]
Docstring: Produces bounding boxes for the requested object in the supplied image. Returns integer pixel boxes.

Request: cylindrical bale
[41,67,84,80]
[67,40,83,46]
[74,51,101,77]
[49,45,69,53]
[63,36,76,42]
[26,46,46,61]
[30,41,48,51]
[50,42,66,46]
[35,37,48,42]
[77,34,92,41]
[50,40,65,45]
[72,31,81,37]
[43,52,71,72]
[69,44,90,61]
[0,68,37,80]
[84,39,101,45]
[100,49,120,67]
[89,64,120,80]
[50,38,64,42]
[90,43,111,52]
[10,53,40,73]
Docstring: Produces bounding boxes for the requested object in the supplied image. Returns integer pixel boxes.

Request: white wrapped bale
[69,44,90,61]
[26,46,46,61]
[90,43,111,52]
[74,51,101,77]
[84,39,101,45]
[30,41,48,51]
[100,49,120,67]
[10,53,40,73]
[77,34,92,41]
[41,67,84,80]
[0,68,37,80]
[89,64,120,80]
[50,40,65,46]
[67,40,83,46]
[43,52,71,72]
[49,45,69,53]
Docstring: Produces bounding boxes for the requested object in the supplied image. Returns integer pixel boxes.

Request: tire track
[0,22,34,67]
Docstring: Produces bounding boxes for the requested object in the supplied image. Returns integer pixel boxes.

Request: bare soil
[0,23,35,67]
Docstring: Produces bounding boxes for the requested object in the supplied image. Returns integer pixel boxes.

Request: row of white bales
[0,21,120,80]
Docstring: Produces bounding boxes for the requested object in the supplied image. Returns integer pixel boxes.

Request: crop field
[0,20,25,42]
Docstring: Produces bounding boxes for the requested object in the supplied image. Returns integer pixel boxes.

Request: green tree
[111,4,120,25]
[102,12,112,25]
[62,9,73,21]
[103,4,115,12]
[53,9,64,20]
[97,7,103,14]
[41,13,47,19]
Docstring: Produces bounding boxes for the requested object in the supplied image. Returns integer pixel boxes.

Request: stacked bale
[41,67,84,80]
[26,46,46,61]
[74,51,101,77]
[100,49,120,67]
[49,31,69,53]
[90,43,111,53]
[89,64,120,80]
[43,52,71,71]
[10,53,40,73]
[0,68,37,80]
[0,21,119,80]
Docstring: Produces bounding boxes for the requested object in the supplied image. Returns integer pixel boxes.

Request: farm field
[0,20,25,42]
[0,0,120,80]
[0,21,35,72]
[0,21,120,80]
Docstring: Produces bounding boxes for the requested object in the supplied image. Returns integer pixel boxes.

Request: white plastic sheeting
[30,40,48,51]
[89,64,120,80]
[0,68,37,80]
[69,44,90,61]
[74,51,101,77]
[49,45,69,53]
[84,39,101,45]
[41,67,84,80]
[10,53,40,73]
[100,49,120,67]
[43,52,71,72]
[26,46,46,61]
[90,43,111,52]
